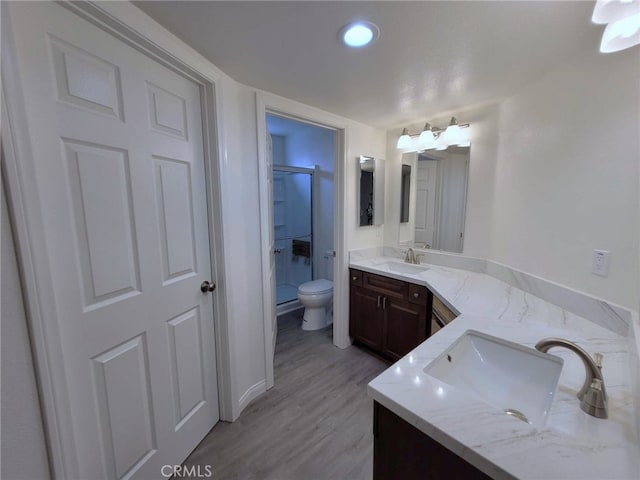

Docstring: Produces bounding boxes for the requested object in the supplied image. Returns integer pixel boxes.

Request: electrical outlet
[592,249,610,277]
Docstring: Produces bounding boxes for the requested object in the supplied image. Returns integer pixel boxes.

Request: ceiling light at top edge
[592,0,640,52]
[340,22,379,48]
[592,0,639,24]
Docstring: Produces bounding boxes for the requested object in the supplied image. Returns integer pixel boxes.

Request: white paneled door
[6,3,219,478]
[266,132,278,361]
[415,160,438,248]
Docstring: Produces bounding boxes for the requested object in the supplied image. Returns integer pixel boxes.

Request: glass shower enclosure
[273,166,314,305]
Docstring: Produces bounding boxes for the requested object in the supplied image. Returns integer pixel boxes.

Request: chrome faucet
[404,248,416,264]
[535,338,607,419]
[403,248,425,264]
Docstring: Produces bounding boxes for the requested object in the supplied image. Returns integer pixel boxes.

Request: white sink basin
[378,262,429,275]
[424,330,563,427]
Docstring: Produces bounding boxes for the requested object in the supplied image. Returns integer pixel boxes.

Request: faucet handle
[594,352,603,369]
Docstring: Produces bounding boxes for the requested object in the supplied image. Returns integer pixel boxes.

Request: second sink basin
[378,262,429,275]
[424,330,564,427]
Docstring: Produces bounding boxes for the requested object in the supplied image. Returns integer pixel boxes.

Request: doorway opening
[266,114,335,318]
[257,93,347,390]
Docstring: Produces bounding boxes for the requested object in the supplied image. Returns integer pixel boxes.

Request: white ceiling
[135,1,602,130]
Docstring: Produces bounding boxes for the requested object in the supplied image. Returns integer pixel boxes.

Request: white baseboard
[236,380,267,419]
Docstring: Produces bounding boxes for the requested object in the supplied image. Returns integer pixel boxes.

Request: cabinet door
[384,299,427,361]
[374,402,492,480]
[350,286,384,351]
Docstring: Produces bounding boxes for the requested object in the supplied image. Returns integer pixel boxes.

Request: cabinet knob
[352,276,357,281]
[413,292,419,298]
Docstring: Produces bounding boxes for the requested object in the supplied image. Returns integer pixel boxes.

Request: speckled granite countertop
[351,255,639,480]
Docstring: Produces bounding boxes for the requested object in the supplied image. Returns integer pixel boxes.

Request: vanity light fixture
[439,117,463,146]
[396,128,414,150]
[396,117,471,153]
[592,0,640,53]
[417,123,437,150]
[340,21,379,48]
[435,135,449,151]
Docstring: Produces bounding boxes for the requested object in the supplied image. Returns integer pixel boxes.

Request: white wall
[1,181,51,480]
[217,75,268,415]
[347,122,386,249]
[490,48,639,310]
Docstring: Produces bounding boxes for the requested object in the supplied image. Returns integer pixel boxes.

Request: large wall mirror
[398,147,469,253]
[358,156,385,226]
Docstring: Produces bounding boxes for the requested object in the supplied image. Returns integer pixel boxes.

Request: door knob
[200,281,216,293]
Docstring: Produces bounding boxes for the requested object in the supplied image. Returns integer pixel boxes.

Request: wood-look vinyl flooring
[184,310,389,480]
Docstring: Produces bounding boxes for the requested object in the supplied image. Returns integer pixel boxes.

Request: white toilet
[297,279,333,331]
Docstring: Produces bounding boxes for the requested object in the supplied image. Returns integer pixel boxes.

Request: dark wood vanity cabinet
[349,269,432,361]
[373,401,491,480]
[350,283,385,351]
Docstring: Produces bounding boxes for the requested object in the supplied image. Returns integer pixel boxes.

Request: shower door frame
[272,164,316,311]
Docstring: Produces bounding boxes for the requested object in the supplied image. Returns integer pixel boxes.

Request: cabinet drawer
[432,296,457,324]
[350,269,363,287]
[408,284,428,306]
[363,272,407,299]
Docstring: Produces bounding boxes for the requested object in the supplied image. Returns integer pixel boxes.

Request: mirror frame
[358,155,385,227]
[400,164,411,223]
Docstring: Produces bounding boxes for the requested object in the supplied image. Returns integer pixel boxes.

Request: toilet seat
[298,279,333,295]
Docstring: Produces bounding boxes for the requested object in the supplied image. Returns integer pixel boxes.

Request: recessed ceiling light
[339,22,379,48]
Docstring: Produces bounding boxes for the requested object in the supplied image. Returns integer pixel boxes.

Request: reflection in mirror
[358,156,385,226]
[399,147,469,253]
[400,164,411,223]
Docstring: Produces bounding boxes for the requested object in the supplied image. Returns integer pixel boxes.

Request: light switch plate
[592,249,610,277]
